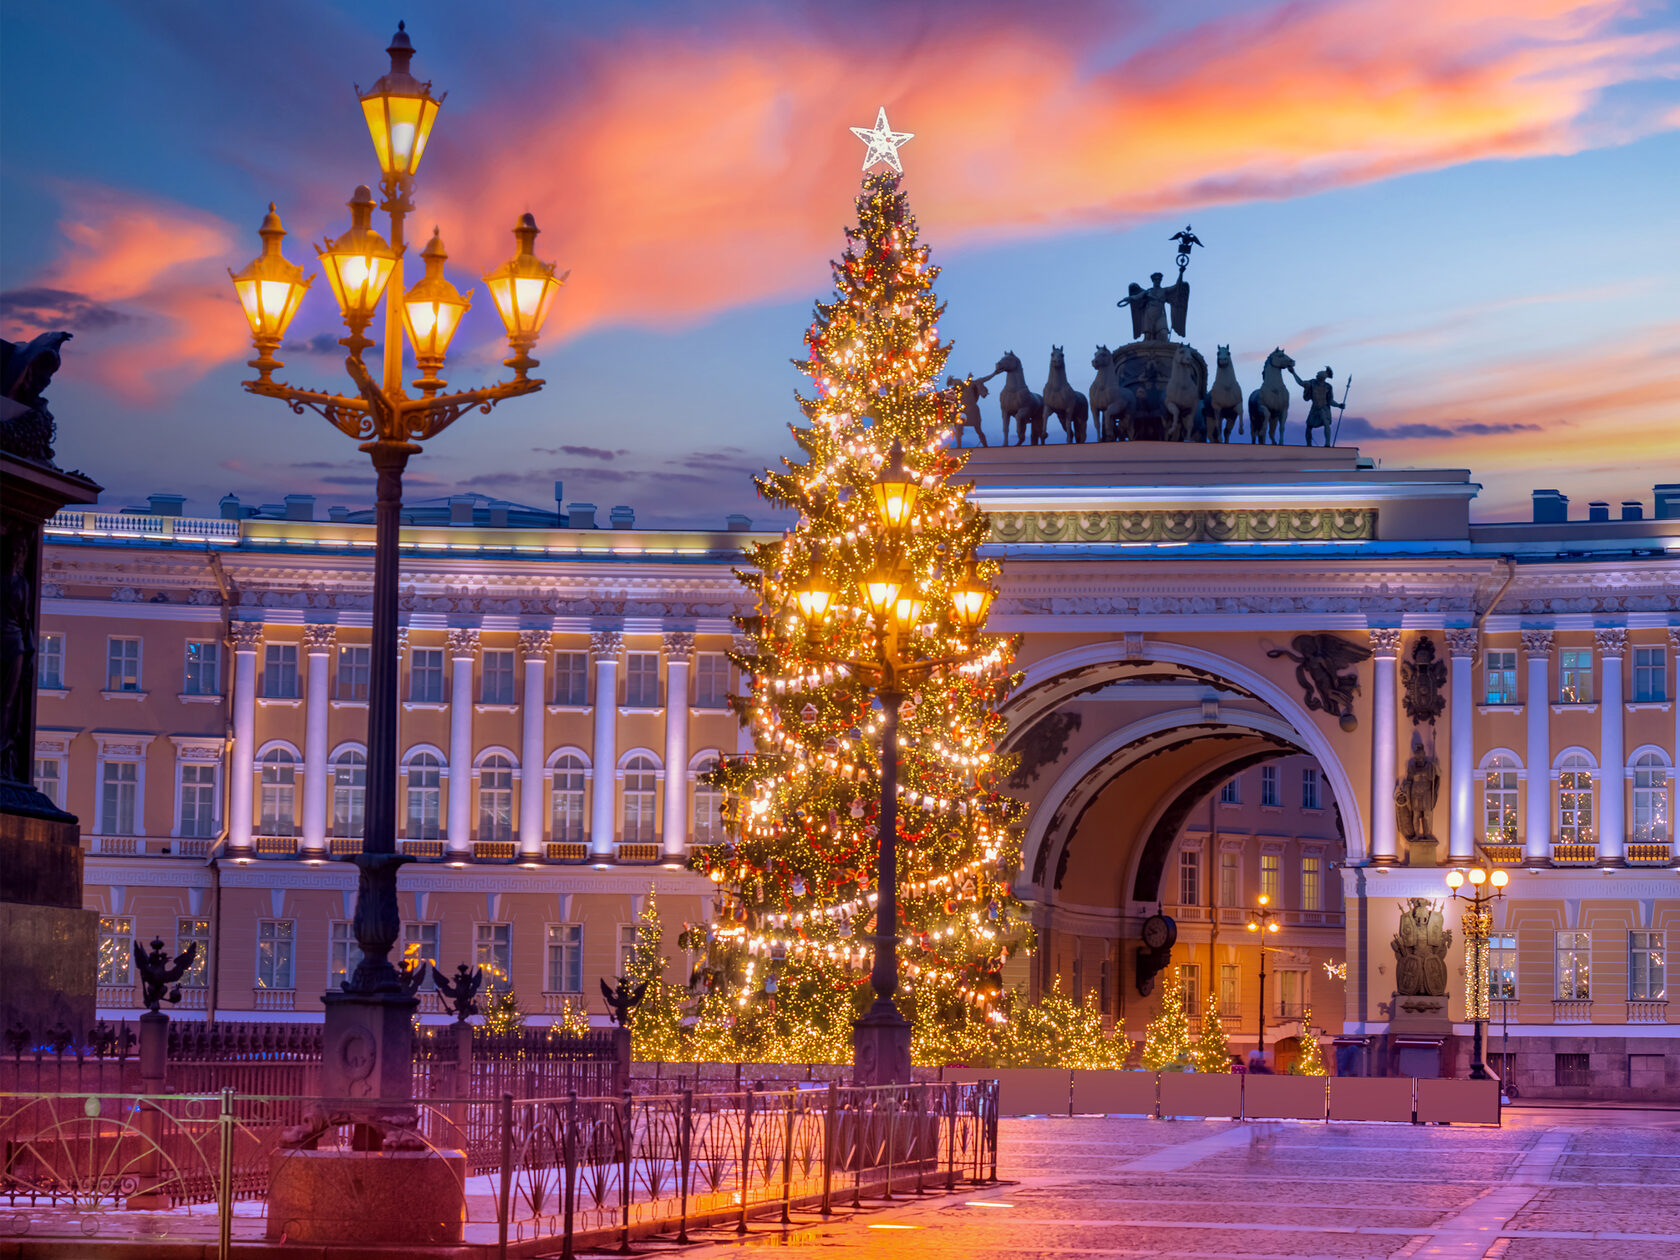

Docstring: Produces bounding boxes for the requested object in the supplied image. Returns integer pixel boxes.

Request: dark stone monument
[0,332,101,1046]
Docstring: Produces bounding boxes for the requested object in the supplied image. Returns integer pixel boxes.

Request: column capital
[1593,626,1628,657]
[590,628,623,661]
[447,627,480,658]
[230,621,264,652]
[663,629,695,662]
[730,632,756,656]
[519,629,553,660]
[397,626,410,650]
[1670,626,1680,651]
[1521,629,1554,659]
[302,623,337,653]
[1444,628,1479,659]
[1369,627,1403,657]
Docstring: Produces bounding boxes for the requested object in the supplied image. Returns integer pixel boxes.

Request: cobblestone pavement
[670,1106,1680,1260]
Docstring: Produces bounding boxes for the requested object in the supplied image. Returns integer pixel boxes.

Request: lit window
[1260,853,1280,902]
[1555,930,1590,1001]
[1488,933,1516,1002]
[405,752,441,840]
[1484,650,1518,704]
[1484,756,1520,845]
[1629,930,1666,1001]
[98,915,134,986]
[625,653,660,708]
[622,756,657,843]
[1557,754,1594,845]
[475,922,512,984]
[1632,753,1669,845]
[1300,856,1322,911]
[107,637,141,691]
[176,917,210,988]
[1558,648,1592,703]
[403,921,440,973]
[183,640,220,696]
[477,755,514,841]
[257,920,295,990]
[547,923,583,993]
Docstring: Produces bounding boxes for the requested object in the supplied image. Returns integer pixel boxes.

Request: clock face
[1142,914,1175,950]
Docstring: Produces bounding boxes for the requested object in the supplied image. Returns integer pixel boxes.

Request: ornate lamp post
[1445,861,1508,1080]
[228,23,565,1121]
[795,441,995,1085]
[1246,893,1281,1063]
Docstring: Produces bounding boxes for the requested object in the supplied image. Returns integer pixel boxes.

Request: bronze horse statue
[1247,347,1296,445]
[1206,344,1244,442]
[1163,344,1202,442]
[1089,345,1133,442]
[993,351,1046,445]
[1042,346,1090,443]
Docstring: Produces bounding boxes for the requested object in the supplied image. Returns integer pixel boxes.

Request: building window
[332,751,366,838]
[98,915,133,986]
[550,755,586,842]
[622,755,657,842]
[176,917,210,988]
[263,644,298,698]
[100,760,139,834]
[1178,849,1199,906]
[178,763,218,838]
[1557,755,1594,845]
[546,924,583,993]
[1555,930,1590,1001]
[481,650,516,705]
[692,756,723,846]
[257,920,295,990]
[1259,853,1280,902]
[1260,765,1279,807]
[336,645,370,700]
[405,753,441,840]
[1629,931,1666,1001]
[618,922,639,974]
[1218,851,1240,907]
[1554,1053,1591,1087]
[1632,753,1669,845]
[259,749,297,835]
[38,632,64,689]
[475,922,512,983]
[1301,766,1321,810]
[329,921,358,990]
[1300,856,1322,911]
[183,640,220,696]
[107,637,141,691]
[1558,648,1592,703]
[1219,964,1239,1017]
[402,921,440,972]
[1632,646,1667,702]
[33,757,62,809]
[553,651,588,705]
[410,648,445,702]
[477,755,514,841]
[1219,778,1239,805]
[1180,963,1199,1016]
[624,653,660,708]
[1489,933,1516,1001]
[1484,649,1518,704]
[1484,755,1520,845]
[1276,970,1303,1019]
[695,653,730,709]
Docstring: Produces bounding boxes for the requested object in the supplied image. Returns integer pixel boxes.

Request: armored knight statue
[1395,732,1441,848]
[1291,365,1345,447]
[1392,897,1451,997]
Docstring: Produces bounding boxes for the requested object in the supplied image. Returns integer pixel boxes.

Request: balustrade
[252,989,296,1012]
[1551,998,1592,1023]
[546,840,589,862]
[1550,842,1597,865]
[400,837,446,859]
[473,840,517,862]
[616,841,662,864]
[1625,842,1673,866]
[1627,1000,1669,1024]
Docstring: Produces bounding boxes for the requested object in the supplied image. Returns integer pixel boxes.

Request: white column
[589,629,622,858]
[447,628,479,857]
[1597,627,1627,862]
[518,630,550,858]
[733,633,756,756]
[1369,629,1401,863]
[1523,630,1553,861]
[661,631,694,858]
[1446,628,1478,861]
[227,623,262,852]
[300,624,335,855]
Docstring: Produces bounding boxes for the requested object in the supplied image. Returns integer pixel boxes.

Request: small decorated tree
[1193,991,1232,1073]
[1288,1011,1328,1075]
[621,890,685,1061]
[1005,980,1128,1070]
[1141,966,1195,1072]
[547,997,592,1039]
[481,968,525,1035]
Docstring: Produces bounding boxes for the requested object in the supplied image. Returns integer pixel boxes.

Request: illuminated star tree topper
[850,106,914,173]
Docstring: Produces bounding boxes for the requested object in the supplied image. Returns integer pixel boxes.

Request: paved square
[680,1107,1680,1259]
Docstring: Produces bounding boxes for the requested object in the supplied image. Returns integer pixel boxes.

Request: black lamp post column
[854,684,911,1085]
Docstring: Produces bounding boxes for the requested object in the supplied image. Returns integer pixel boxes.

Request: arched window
[1557,753,1594,845]
[259,750,296,836]
[406,752,441,840]
[551,754,586,843]
[1633,752,1669,846]
[478,754,514,842]
[622,755,657,843]
[332,750,366,838]
[1484,755,1519,845]
[692,756,723,846]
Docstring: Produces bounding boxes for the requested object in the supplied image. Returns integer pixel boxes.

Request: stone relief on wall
[1266,633,1372,731]
[1391,897,1451,997]
[1006,710,1084,789]
[1400,634,1448,726]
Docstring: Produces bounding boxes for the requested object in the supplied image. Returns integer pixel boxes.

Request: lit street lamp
[1246,893,1282,1062]
[228,22,565,1118]
[795,440,995,1084]
[1445,860,1509,1081]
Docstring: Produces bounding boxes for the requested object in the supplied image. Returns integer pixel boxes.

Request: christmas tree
[1192,991,1232,1073]
[621,889,685,1061]
[1287,1010,1327,1075]
[1141,967,1195,1071]
[693,142,1028,1060]
[1002,980,1129,1070]
[480,966,525,1035]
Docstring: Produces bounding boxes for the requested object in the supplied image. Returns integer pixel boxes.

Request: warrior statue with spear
[1291,365,1352,447]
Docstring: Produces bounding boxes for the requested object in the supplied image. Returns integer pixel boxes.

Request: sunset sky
[3,0,1677,525]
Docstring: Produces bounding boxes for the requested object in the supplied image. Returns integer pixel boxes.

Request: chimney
[1656,484,1680,521]
[449,495,474,525]
[284,493,315,522]
[489,501,509,528]
[554,480,564,523]
[567,502,596,529]
[609,505,635,529]
[1587,501,1610,523]
[726,514,752,532]
[1621,500,1643,521]
[148,493,186,517]
[1531,489,1567,524]
[328,505,350,523]
[219,493,242,520]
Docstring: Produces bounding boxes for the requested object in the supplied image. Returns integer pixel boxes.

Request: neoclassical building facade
[35,448,1679,1096]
